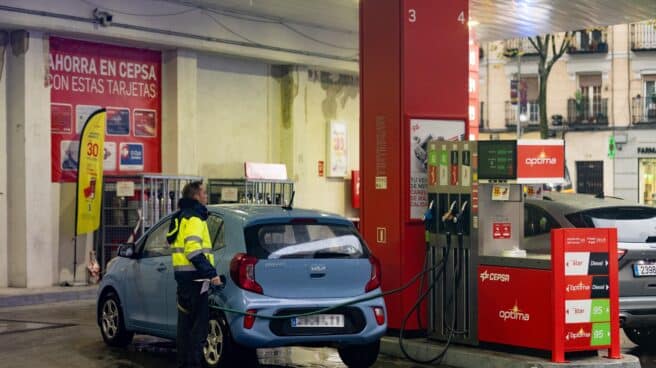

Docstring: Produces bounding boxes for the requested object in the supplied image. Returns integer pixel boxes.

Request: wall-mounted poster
[49,36,161,182]
[409,119,465,220]
[327,120,348,178]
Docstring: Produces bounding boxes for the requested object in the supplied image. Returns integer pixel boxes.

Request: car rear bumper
[619,297,656,328]
[224,291,387,348]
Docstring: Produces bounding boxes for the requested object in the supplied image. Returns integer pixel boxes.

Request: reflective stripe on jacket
[169,215,216,281]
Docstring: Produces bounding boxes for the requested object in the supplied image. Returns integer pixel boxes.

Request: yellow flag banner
[76,109,106,235]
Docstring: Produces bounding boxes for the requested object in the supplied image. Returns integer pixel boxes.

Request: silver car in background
[524,192,656,347]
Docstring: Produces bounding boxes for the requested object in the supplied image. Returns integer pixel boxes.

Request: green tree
[527,33,572,138]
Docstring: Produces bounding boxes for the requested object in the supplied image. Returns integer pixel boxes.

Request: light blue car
[97,205,387,367]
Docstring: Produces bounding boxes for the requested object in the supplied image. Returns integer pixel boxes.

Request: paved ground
[0,300,654,368]
[0,300,441,368]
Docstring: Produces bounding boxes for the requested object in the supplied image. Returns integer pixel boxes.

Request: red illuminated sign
[516,140,565,183]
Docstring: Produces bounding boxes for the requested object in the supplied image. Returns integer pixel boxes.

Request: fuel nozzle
[441,201,457,223]
[423,200,435,223]
[453,201,468,223]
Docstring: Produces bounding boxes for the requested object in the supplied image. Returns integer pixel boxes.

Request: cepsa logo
[498,302,530,322]
[479,270,510,283]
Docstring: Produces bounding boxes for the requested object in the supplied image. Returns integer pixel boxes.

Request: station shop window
[639,158,656,206]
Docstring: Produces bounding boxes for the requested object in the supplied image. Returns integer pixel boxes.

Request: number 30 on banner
[87,142,100,157]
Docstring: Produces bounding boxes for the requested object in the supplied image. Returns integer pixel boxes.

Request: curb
[380,337,641,368]
[0,288,97,308]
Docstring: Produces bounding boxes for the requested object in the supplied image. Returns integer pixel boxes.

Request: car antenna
[283,191,295,211]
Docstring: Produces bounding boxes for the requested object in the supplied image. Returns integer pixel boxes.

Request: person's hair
[182,180,204,200]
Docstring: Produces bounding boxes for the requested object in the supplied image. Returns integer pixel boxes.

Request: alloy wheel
[102,299,119,339]
[203,319,224,366]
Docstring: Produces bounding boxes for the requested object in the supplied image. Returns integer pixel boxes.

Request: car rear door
[243,220,373,299]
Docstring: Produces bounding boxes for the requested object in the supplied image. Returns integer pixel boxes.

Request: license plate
[633,263,656,277]
[291,314,344,328]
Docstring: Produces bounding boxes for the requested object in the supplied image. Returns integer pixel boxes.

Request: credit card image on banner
[119,143,144,171]
[76,105,102,134]
[106,107,131,136]
[104,142,117,171]
[134,109,157,137]
[60,140,80,171]
[51,103,72,134]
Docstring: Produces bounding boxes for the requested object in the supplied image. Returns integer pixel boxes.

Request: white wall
[195,52,272,178]
[285,67,359,217]
[0,39,7,287]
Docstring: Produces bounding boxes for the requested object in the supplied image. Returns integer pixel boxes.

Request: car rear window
[566,206,656,243]
[244,223,369,259]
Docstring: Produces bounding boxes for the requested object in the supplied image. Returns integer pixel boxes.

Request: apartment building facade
[480,22,656,205]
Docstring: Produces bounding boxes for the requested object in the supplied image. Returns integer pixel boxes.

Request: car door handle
[310,273,326,278]
[156,264,167,272]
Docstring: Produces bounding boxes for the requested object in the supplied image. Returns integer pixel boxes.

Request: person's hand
[210,276,222,286]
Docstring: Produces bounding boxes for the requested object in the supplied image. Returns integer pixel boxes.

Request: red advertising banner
[49,37,161,182]
[516,139,565,184]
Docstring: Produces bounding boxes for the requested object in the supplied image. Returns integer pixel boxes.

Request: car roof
[526,192,635,214]
[207,204,351,225]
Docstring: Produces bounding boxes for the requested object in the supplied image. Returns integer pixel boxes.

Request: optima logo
[566,281,590,293]
[480,270,510,283]
[566,328,591,341]
[498,303,530,322]
[525,151,557,167]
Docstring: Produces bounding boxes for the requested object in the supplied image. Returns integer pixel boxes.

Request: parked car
[97,205,386,367]
[524,192,656,347]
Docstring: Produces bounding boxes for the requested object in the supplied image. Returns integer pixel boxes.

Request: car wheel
[203,313,259,367]
[99,292,134,347]
[338,340,380,368]
[624,327,656,347]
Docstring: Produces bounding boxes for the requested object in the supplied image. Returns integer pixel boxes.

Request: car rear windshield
[244,222,369,259]
[566,206,656,243]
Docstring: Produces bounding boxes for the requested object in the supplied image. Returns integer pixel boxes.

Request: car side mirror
[118,243,136,258]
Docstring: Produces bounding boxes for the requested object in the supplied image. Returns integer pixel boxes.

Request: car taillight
[244,309,257,329]
[365,255,381,292]
[372,307,385,325]
[230,253,263,294]
[618,249,626,260]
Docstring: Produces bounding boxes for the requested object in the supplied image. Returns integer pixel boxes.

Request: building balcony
[567,29,608,54]
[632,95,656,124]
[567,98,609,125]
[503,38,539,58]
[504,100,540,127]
[631,21,656,51]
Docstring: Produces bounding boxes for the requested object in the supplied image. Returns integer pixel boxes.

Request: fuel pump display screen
[478,140,517,179]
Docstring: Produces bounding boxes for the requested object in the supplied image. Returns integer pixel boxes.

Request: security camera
[93,8,113,27]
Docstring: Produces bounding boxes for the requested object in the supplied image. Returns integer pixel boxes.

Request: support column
[0,31,8,287]
[7,31,55,287]
[162,49,198,175]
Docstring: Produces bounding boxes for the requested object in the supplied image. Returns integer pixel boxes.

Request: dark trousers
[176,282,209,368]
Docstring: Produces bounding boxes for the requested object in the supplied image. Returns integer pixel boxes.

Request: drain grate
[0,319,74,335]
